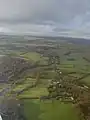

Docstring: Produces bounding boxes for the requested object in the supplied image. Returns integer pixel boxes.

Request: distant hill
[27,35,90,44]
[0,34,90,44]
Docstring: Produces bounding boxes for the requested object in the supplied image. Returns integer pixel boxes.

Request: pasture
[24,100,80,120]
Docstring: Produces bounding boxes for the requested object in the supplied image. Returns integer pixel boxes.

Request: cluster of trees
[76,90,90,120]
[48,55,60,65]
[47,65,90,119]
[47,75,90,119]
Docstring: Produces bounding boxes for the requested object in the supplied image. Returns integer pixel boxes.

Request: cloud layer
[0,0,90,37]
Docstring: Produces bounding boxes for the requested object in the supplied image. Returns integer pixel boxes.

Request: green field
[9,51,48,65]
[13,78,36,91]
[82,76,90,85]
[19,86,48,98]
[24,100,80,120]
[21,52,42,62]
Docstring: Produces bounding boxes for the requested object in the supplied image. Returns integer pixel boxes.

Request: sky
[0,0,90,37]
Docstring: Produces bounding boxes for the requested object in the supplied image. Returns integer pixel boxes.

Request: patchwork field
[1,38,90,120]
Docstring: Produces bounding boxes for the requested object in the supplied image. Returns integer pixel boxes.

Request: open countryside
[0,36,90,120]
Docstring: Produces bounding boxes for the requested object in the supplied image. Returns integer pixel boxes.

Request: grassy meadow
[24,100,80,120]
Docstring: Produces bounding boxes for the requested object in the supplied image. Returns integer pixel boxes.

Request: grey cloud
[0,0,90,23]
[0,0,90,36]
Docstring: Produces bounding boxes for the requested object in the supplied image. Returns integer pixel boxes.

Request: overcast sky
[0,0,90,37]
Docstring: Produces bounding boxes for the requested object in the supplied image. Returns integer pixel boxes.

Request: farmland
[24,100,80,120]
[0,36,90,120]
